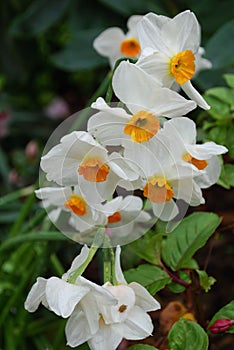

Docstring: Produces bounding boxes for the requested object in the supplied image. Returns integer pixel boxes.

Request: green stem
[68,227,105,284]
[0,185,35,206]
[102,235,117,285]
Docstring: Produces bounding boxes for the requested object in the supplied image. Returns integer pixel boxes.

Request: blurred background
[0,0,234,349]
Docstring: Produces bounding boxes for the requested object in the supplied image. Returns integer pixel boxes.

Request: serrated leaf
[224,74,234,88]
[127,345,159,350]
[208,301,234,333]
[206,19,234,69]
[9,0,69,37]
[130,230,163,266]
[162,212,221,271]
[124,264,171,295]
[168,318,208,350]
[196,270,216,292]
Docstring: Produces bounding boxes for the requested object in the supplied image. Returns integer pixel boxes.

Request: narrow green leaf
[208,301,234,333]
[0,231,68,252]
[162,212,221,271]
[124,264,171,295]
[168,318,208,350]
[196,270,216,292]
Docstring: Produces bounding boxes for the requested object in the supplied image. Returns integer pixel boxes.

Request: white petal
[182,80,210,110]
[24,277,47,312]
[108,152,139,181]
[88,321,122,350]
[115,245,127,284]
[163,117,196,145]
[65,307,93,347]
[63,245,90,280]
[113,61,196,117]
[127,15,143,32]
[93,27,124,57]
[138,12,170,54]
[152,200,179,221]
[186,142,228,160]
[162,10,200,53]
[137,51,173,87]
[129,282,161,311]
[46,277,89,318]
[195,156,221,188]
[121,305,154,339]
[35,186,72,208]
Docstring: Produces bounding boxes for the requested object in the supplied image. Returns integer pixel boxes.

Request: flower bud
[208,318,234,334]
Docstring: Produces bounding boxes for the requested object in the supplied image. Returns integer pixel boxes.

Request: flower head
[137,10,210,109]
[93,15,142,69]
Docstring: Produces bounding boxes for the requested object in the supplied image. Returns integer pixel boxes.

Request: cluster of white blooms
[25,245,160,349]
[38,10,227,245]
[26,10,228,349]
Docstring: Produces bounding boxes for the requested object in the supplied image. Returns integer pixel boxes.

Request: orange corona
[170,50,195,84]
[120,38,141,57]
[108,211,122,224]
[124,110,160,143]
[143,177,174,203]
[182,152,208,170]
[64,195,86,216]
[78,158,110,182]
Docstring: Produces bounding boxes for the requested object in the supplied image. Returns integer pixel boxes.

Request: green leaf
[208,301,234,333]
[224,74,234,88]
[206,19,234,69]
[9,0,69,37]
[130,230,163,266]
[51,29,106,71]
[206,87,234,107]
[196,270,216,292]
[168,318,208,350]
[127,345,159,350]
[168,282,186,293]
[0,231,68,252]
[162,212,221,271]
[124,264,171,295]
[218,163,234,189]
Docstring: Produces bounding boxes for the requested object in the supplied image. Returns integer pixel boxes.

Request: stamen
[108,211,122,224]
[143,176,174,203]
[170,50,195,84]
[64,195,86,216]
[118,304,127,313]
[124,110,160,143]
[182,152,208,170]
[120,38,141,57]
[78,158,110,182]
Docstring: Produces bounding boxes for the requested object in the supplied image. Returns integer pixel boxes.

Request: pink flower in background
[0,110,10,138]
[44,97,70,120]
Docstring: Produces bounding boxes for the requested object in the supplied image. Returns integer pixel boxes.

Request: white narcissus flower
[40,131,139,203]
[66,246,160,350]
[35,185,107,233]
[25,245,118,345]
[123,134,204,221]
[161,117,228,188]
[93,15,142,69]
[136,10,210,109]
[88,62,196,146]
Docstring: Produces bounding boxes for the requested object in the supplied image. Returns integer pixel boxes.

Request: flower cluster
[26,9,228,350]
[38,10,227,245]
